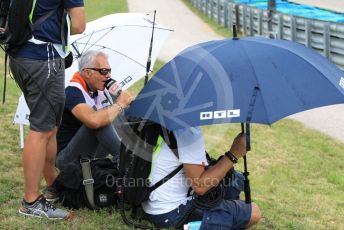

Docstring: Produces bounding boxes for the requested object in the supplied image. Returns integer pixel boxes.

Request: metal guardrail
[190,0,344,69]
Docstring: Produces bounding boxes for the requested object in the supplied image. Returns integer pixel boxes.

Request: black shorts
[10,57,65,132]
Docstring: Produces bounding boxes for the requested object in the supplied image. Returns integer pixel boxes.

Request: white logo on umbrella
[340,77,344,89]
[200,109,240,120]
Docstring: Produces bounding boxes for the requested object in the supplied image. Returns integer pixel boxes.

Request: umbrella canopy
[65,13,172,89]
[126,36,344,130]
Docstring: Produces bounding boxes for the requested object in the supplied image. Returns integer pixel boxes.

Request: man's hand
[184,132,247,196]
[229,133,247,159]
[116,91,133,109]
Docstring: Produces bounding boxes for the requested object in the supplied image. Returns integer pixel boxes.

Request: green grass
[84,0,128,21]
[201,122,344,229]
[1,0,344,229]
[127,59,165,96]
[181,0,233,38]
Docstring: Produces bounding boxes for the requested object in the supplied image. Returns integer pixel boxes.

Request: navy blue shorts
[201,200,251,229]
[145,171,251,229]
[146,199,251,229]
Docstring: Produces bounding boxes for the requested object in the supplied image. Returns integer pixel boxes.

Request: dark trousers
[56,124,121,171]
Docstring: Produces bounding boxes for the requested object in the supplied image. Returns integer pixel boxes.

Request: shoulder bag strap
[31,9,57,31]
[148,129,183,192]
[80,158,96,209]
[148,164,183,192]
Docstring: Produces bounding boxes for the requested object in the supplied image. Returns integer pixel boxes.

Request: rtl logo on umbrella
[200,109,240,120]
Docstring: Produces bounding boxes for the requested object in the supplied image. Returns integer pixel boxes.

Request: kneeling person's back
[142,127,207,215]
[143,127,261,229]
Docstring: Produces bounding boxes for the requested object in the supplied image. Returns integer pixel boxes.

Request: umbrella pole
[71,43,81,57]
[241,123,252,204]
[144,10,157,85]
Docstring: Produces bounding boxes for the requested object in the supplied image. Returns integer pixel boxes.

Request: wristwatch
[225,151,238,164]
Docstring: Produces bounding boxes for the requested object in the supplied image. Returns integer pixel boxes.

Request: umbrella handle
[246,123,251,151]
[240,122,252,203]
[240,123,251,151]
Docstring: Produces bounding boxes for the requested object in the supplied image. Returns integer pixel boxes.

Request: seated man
[55,50,132,172]
[143,127,261,229]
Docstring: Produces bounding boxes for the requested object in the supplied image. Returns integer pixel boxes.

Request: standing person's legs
[10,57,65,202]
[43,127,59,187]
[22,129,56,202]
[12,57,71,219]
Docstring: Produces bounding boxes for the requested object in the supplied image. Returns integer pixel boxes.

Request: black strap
[167,131,179,158]
[160,126,179,158]
[2,52,7,103]
[30,8,57,31]
[60,9,67,52]
[148,164,183,192]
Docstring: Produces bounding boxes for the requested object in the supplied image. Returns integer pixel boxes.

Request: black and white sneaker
[19,195,72,220]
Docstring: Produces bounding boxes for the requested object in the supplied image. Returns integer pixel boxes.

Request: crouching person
[143,127,261,229]
[55,50,132,173]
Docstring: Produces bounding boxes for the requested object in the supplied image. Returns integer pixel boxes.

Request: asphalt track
[289,0,344,13]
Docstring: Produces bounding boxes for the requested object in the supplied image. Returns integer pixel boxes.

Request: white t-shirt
[142,127,208,215]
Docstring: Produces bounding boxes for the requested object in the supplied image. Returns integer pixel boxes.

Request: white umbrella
[13,94,30,148]
[14,13,172,147]
[65,12,173,89]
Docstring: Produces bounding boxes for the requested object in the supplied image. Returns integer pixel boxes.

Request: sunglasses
[86,68,111,75]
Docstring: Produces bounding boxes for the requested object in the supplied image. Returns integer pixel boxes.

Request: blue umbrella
[127,37,344,129]
[126,36,344,203]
